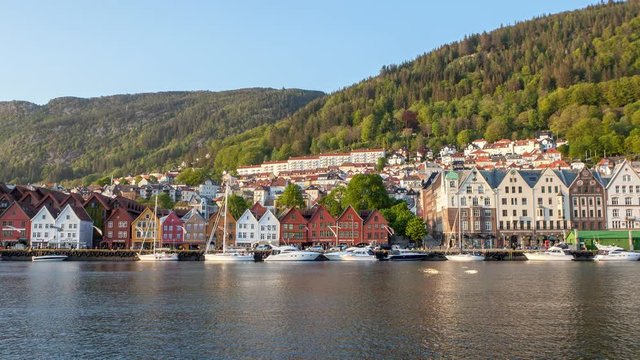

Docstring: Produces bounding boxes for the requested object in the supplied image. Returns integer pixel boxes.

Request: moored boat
[264,246,322,261]
[32,254,68,262]
[382,247,430,261]
[523,246,574,261]
[137,252,179,262]
[594,246,640,261]
[446,253,485,262]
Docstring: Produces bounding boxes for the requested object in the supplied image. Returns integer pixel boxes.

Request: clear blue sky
[1,0,598,104]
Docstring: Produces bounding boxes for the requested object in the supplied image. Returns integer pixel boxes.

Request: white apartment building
[606,160,640,229]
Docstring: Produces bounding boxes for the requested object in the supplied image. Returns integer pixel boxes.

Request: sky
[1,0,599,104]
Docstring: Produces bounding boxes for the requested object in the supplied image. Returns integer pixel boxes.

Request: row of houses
[0,183,390,249]
[421,160,640,249]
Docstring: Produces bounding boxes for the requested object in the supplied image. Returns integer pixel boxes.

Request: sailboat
[445,194,484,262]
[204,174,254,262]
[137,195,179,262]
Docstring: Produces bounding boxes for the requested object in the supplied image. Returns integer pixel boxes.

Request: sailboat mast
[222,179,229,254]
[458,193,462,250]
[154,194,159,253]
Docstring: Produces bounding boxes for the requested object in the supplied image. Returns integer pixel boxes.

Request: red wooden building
[336,205,363,246]
[279,207,309,246]
[103,208,135,249]
[0,202,36,248]
[160,212,184,249]
[306,204,336,247]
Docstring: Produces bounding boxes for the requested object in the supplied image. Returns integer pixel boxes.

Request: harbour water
[1,261,639,359]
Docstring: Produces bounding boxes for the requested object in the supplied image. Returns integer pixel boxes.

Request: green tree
[227,194,250,220]
[176,168,209,186]
[380,202,413,236]
[456,129,474,148]
[405,216,427,246]
[343,174,391,211]
[376,157,386,172]
[278,184,305,210]
[319,187,345,218]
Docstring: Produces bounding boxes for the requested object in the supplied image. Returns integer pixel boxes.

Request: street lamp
[328,225,341,247]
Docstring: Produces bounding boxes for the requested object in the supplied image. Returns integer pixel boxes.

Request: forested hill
[0,88,324,183]
[209,1,640,173]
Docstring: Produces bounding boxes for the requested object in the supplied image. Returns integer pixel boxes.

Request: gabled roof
[554,169,578,187]
[83,193,115,210]
[519,170,543,188]
[250,202,267,219]
[479,169,507,189]
[181,208,206,223]
[0,201,38,220]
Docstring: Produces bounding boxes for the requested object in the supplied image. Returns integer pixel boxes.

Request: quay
[0,249,595,261]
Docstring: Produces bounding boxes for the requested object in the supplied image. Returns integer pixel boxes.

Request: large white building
[606,160,640,229]
[237,149,385,176]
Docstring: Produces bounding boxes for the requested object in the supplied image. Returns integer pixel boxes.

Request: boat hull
[446,254,485,262]
[137,253,179,262]
[204,253,254,262]
[385,253,430,261]
[594,252,640,261]
[264,251,321,261]
[32,255,68,262]
[523,253,573,261]
[341,255,377,261]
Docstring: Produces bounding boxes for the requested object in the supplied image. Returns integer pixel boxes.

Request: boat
[264,245,322,261]
[382,246,430,261]
[204,175,254,262]
[31,254,68,262]
[446,253,485,262]
[341,247,377,261]
[325,247,377,261]
[523,246,574,261]
[594,246,640,261]
[137,196,178,262]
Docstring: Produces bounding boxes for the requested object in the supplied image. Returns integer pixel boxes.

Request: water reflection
[1,261,639,358]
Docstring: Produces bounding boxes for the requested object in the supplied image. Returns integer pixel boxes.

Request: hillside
[0,88,324,183]
[208,1,640,173]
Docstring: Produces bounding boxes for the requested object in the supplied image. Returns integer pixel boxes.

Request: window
[502,198,507,205]
[502,210,507,217]
[462,220,468,231]
[538,198,543,206]
[505,187,509,194]
[466,185,472,194]
[522,198,527,205]
[473,209,480,217]
[549,209,553,217]
[626,197,632,205]
[107,221,113,228]
[522,210,528,217]
[449,181,456,188]
[512,210,517,216]
[626,209,633,218]
[511,198,517,205]
[518,186,522,193]
[472,197,479,206]
[485,222,492,231]
[612,197,619,205]
[461,197,467,206]
[484,198,491,206]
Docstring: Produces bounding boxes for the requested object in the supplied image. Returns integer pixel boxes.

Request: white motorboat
[137,252,179,262]
[383,247,430,261]
[524,246,574,261]
[446,253,485,262]
[32,254,68,262]
[204,249,254,262]
[325,247,377,261]
[594,246,640,261]
[341,247,377,261]
[264,246,322,261]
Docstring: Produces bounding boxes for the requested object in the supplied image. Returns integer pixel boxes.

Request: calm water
[1,260,639,359]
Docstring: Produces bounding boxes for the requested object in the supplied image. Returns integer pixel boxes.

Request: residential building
[131,208,160,249]
[606,160,640,229]
[29,206,60,248]
[569,168,607,231]
[54,204,93,249]
[0,202,35,248]
[103,208,134,249]
[159,212,184,249]
[182,209,207,250]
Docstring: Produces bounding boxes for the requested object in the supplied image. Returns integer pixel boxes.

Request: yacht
[325,247,377,261]
[138,251,179,262]
[204,248,254,262]
[31,254,68,262]
[264,246,322,261]
[382,247,430,261]
[446,253,485,262]
[523,246,574,261]
[594,246,640,261]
